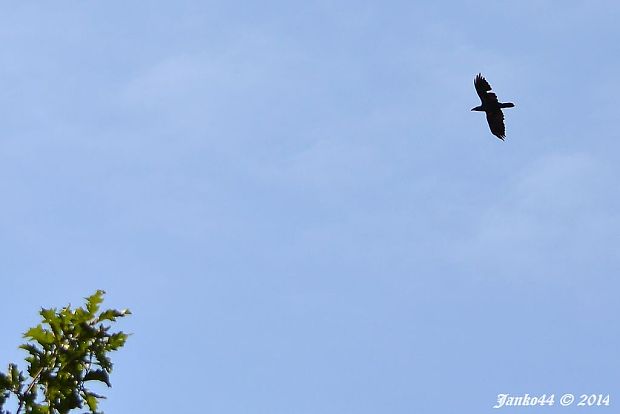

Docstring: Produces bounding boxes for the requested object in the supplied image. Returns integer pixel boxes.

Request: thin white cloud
[452,152,620,278]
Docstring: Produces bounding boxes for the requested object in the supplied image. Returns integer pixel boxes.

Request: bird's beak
[470,108,475,111]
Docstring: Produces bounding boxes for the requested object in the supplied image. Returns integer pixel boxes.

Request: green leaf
[0,372,10,389]
[8,364,21,388]
[57,389,82,412]
[30,403,50,414]
[85,392,99,411]
[85,290,105,315]
[106,332,128,350]
[19,343,43,358]
[98,308,131,322]
[23,325,55,345]
[40,307,56,322]
[94,353,112,371]
[83,369,111,387]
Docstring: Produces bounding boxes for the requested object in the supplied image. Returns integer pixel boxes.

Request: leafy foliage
[0,291,130,414]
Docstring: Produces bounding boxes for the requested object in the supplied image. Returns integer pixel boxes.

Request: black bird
[471,74,514,140]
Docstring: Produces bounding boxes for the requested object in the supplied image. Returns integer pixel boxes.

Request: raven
[471,74,514,140]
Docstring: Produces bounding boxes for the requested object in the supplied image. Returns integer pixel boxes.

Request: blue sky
[1,1,619,413]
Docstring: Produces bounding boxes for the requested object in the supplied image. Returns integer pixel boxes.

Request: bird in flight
[471,74,514,140]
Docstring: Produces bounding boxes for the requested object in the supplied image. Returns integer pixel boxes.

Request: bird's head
[471,106,483,112]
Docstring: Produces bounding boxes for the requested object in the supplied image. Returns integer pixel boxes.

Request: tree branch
[15,366,44,414]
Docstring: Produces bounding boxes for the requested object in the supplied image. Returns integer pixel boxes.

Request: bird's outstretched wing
[474,73,498,105]
[486,109,506,140]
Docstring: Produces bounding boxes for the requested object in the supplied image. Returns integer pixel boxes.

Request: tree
[0,290,130,414]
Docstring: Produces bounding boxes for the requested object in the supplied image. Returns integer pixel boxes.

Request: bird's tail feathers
[500,102,515,108]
